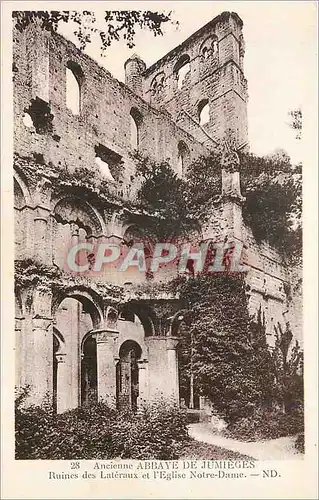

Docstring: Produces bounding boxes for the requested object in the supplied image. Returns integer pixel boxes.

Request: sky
[58,1,317,164]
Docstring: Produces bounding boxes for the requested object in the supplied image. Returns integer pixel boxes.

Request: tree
[288,109,302,140]
[272,322,303,413]
[176,275,265,423]
[12,10,176,54]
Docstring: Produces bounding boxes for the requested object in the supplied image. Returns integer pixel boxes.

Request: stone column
[33,207,50,264]
[166,337,180,403]
[15,316,25,388]
[94,329,119,408]
[27,287,53,406]
[55,352,68,413]
[31,316,53,406]
[137,358,149,407]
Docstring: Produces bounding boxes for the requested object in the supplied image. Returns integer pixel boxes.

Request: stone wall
[141,12,248,147]
[13,22,208,205]
[13,12,302,410]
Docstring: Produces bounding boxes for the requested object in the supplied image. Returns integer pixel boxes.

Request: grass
[179,438,255,460]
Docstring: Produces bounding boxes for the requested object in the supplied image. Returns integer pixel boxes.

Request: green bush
[15,393,189,460]
[226,406,304,442]
[295,432,304,454]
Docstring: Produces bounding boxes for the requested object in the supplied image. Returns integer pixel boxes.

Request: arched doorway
[116,340,142,411]
[81,334,97,406]
[52,290,103,411]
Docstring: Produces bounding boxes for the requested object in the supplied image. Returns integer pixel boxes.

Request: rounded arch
[80,329,96,354]
[197,98,210,126]
[199,35,218,60]
[14,171,32,208]
[52,196,105,237]
[173,53,190,74]
[119,302,155,337]
[130,107,143,149]
[150,72,165,93]
[53,326,65,347]
[52,287,104,330]
[122,223,153,247]
[174,54,191,90]
[66,60,84,115]
[177,140,190,175]
[119,339,142,360]
[67,60,84,83]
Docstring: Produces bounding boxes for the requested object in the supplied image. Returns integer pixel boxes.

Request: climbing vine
[171,274,303,423]
[172,274,273,422]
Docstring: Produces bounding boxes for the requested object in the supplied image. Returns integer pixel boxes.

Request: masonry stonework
[13,11,301,413]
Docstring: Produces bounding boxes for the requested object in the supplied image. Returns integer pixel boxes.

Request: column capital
[92,328,119,343]
[32,316,52,331]
[55,352,66,363]
[137,358,148,368]
[166,336,179,350]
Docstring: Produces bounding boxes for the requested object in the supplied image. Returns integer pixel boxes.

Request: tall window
[130,107,143,149]
[178,141,190,176]
[66,61,83,115]
[198,99,210,126]
[174,54,190,90]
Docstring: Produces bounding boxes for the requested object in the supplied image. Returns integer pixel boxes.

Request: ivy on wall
[172,274,303,423]
[134,150,302,262]
[172,274,270,421]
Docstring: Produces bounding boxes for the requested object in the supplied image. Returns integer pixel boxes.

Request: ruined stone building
[13,12,302,413]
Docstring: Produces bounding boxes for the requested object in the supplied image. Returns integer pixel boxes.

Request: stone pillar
[31,316,53,406]
[71,223,79,246]
[166,337,180,403]
[94,329,119,408]
[15,316,25,388]
[33,207,50,264]
[137,358,149,406]
[27,287,53,406]
[55,352,68,414]
[220,141,246,243]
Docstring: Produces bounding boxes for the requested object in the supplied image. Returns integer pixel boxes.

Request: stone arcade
[13,12,301,413]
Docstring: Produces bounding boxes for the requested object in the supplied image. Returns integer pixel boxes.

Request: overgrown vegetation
[14,258,124,302]
[173,274,304,440]
[15,390,188,460]
[134,150,302,262]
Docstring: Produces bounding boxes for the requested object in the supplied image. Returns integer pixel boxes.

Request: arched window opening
[66,61,83,115]
[212,39,218,56]
[200,36,218,61]
[177,141,190,176]
[95,157,115,182]
[81,334,97,406]
[174,54,191,90]
[23,112,34,128]
[150,72,165,95]
[117,340,142,411]
[198,99,210,126]
[95,143,122,183]
[130,107,143,149]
